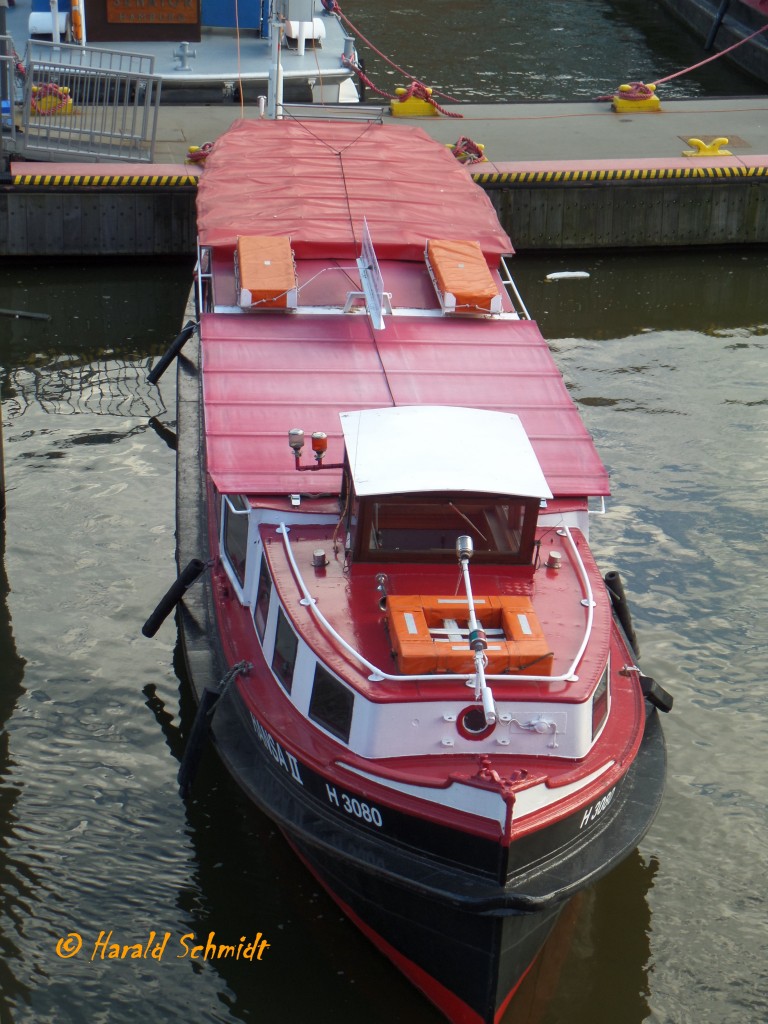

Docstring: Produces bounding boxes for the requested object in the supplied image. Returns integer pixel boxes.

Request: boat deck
[84,26,354,92]
[5,0,355,96]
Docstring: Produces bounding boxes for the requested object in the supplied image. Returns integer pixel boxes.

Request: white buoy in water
[546,271,591,281]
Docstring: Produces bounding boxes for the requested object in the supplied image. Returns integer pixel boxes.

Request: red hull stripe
[289,839,535,1024]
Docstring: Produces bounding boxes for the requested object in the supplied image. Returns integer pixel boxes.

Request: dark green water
[343,0,764,102]
[1,248,766,1023]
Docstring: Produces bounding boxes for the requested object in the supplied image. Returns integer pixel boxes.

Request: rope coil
[31,83,72,116]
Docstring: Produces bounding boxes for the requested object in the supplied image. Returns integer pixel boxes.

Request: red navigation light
[311,431,328,462]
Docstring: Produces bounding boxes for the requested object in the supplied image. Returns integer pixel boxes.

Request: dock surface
[145,97,768,170]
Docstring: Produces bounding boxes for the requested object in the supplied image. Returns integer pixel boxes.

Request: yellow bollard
[683,137,732,157]
[31,85,74,115]
[611,82,661,113]
[390,86,439,118]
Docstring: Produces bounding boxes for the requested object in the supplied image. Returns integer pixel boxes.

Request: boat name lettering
[250,715,304,786]
[579,787,616,830]
[326,785,383,828]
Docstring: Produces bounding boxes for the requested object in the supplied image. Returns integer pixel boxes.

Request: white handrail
[276,522,594,685]
[457,537,497,723]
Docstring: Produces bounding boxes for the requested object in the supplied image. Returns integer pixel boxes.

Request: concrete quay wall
[479,162,768,250]
[2,98,768,255]
[2,162,766,256]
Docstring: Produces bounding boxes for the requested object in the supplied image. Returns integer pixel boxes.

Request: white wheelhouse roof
[340,406,554,499]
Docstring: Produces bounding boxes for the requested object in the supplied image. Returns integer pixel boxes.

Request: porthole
[456,705,496,741]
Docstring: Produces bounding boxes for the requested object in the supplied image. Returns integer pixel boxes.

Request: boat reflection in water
[0,503,31,1007]
[144,118,672,1024]
[514,849,658,1024]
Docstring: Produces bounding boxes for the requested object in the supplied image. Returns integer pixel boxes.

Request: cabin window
[355,493,539,564]
[222,495,250,588]
[592,664,610,740]
[272,608,298,694]
[253,557,272,642]
[309,665,354,743]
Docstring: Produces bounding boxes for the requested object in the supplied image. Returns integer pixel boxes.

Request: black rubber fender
[640,674,674,713]
[177,687,220,798]
[147,320,196,385]
[141,558,207,638]
[604,569,640,659]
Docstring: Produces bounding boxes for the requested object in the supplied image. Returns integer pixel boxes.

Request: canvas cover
[200,312,611,498]
[196,120,513,264]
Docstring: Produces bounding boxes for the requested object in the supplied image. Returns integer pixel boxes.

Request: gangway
[1,40,161,165]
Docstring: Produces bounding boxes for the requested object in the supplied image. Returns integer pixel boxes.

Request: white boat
[18,0,359,103]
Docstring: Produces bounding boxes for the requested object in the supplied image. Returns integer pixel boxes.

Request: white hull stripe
[336,760,616,830]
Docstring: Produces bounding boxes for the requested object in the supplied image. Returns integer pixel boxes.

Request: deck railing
[0,39,19,163]
[276,521,595,685]
[12,41,161,163]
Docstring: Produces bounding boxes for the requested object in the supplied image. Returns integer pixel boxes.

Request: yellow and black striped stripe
[12,165,768,188]
[472,165,768,185]
[12,173,199,187]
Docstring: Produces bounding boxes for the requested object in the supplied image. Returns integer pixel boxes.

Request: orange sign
[106,0,198,25]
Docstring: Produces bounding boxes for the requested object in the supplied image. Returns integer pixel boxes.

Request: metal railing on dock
[2,40,162,164]
[281,102,386,123]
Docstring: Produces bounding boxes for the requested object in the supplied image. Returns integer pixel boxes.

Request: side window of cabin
[309,666,354,743]
[592,663,610,740]
[253,557,272,642]
[272,608,298,694]
[222,495,249,588]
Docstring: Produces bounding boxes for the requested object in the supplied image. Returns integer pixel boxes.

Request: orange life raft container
[387,594,554,676]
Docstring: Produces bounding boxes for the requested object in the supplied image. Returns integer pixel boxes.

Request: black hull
[195,673,665,1022]
[288,835,563,1024]
[172,327,668,1024]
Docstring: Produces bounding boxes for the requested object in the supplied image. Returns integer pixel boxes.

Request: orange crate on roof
[236,235,298,310]
[427,239,501,313]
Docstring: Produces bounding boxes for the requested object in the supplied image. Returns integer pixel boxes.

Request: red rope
[31,84,71,115]
[596,20,768,101]
[450,136,487,164]
[651,21,768,86]
[616,81,656,100]
[342,55,463,118]
[186,142,214,164]
[398,79,463,118]
[330,0,461,104]
[342,54,397,100]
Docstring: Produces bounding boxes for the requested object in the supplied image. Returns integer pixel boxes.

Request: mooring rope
[650,20,768,86]
[326,0,461,104]
[593,19,768,101]
[341,55,463,117]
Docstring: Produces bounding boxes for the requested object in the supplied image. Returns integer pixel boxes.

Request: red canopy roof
[197,119,608,500]
[201,311,610,498]
[196,119,513,263]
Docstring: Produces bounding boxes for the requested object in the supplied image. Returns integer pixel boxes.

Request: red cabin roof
[197,119,609,500]
[200,310,610,498]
